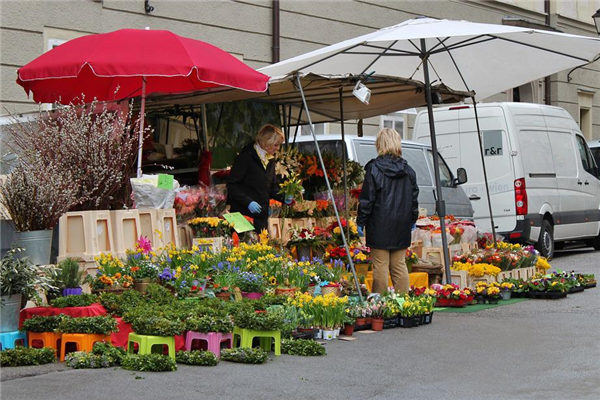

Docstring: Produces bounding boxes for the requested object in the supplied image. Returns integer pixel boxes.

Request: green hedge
[281,339,326,356]
[176,350,218,366]
[22,315,62,332]
[220,348,268,364]
[0,347,55,367]
[57,316,117,335]
[121,354,177,372]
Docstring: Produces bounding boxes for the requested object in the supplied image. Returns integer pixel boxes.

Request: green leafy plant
[65,342,126,369]
[56,258,84,289]
[220,347,268,364]
[0,248,55,300]
[233,308,285,331]
[22,315,62,332]
[121,353,177,372]
[0,347,55,367]
[98,290,146,316]
[126,314,185,337]
[185,315,233,333]
[176,350,218,366]
[281,339,326,356]
[57,315,117,335]
[144,284,176,305]
[50,294,98,308]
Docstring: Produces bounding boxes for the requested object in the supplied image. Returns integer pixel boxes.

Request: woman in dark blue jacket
[226,124,285,233]
[357,128,419,294]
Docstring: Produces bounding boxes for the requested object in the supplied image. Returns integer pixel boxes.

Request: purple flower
[159,268,173,280]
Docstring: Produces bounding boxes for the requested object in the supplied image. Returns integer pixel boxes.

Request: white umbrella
[261,17,600,282]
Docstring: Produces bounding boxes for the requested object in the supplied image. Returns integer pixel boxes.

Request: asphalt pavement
[1,246,599,400]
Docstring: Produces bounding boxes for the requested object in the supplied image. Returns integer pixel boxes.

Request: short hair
[256,124,284,148]
[375,128,402,157]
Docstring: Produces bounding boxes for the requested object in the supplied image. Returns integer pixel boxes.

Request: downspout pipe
[272,0,280,63]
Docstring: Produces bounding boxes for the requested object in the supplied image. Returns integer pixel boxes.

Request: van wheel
[536,220,554,259]
[587,234,600,250]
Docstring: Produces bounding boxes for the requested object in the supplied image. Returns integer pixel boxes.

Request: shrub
[127,314,184,337]
[176,350,218,366]
[50,294,98,308]
[220,348,268,364]
[0,248,55,299]
[98,290,145,316]
[22,315,62,332]
[185,315,233,333]
[65,342,125,369]
[144,284,176,305]
[57,316,117,335]
[281,339,326,356]
[0,347,55,367]
[121,354,177,372]
[233,308,285,331]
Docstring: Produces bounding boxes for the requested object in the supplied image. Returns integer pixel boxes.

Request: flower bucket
[314,328,322,339]
[322,329,334,340]
[500,290,512,300]
[0,294,22,333]
[14,229,53,265]
[333,327,340,338]
[242,292,264,300]
[371,318,384,331]
[216,292,231,301]
[296,245,312,261]
[62,287,83,296]
[134,279,153,294]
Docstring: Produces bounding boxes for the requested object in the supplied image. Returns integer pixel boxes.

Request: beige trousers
[371,248,409,294]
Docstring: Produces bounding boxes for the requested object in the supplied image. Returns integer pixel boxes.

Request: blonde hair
[375,128,402,157]
[256,124,284,148]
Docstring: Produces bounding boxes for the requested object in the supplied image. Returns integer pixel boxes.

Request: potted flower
[235,272,266,299]
[485,284,501,304]
[367,297,386,331]
[55,258,85,296]
[499,281,514,300]
[87,253,133,294]
[0,248,55,333]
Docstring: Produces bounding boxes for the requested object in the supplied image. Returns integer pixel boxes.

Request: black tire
[587,234,600,250]
[536,220,554,259]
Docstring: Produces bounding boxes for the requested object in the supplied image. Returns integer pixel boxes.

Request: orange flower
[270,199,282,207]
[130,266,140,272]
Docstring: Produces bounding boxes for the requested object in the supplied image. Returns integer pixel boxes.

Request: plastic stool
[127,332,175,360]
[232,327,280,356]
[0,331,27,350]
[28,332,62,357]
[60,333,110,361]
[185,331,233,357]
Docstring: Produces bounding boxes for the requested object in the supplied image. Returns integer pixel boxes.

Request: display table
[19,303,108,329]
[20,304,186,351]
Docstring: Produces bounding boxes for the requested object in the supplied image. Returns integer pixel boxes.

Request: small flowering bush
[89,253,133,290]
[187,217,231,238]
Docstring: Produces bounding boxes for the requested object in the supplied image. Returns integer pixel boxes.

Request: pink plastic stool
[185,332,232,357]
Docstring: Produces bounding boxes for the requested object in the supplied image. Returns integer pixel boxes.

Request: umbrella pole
[339,88,349,241]
[296,75,363,302]
[472,97,498,247]
[420,39,452,284]
[136,77,147,178]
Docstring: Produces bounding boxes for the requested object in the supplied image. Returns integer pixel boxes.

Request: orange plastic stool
[60,333,111,361]
[28,332,62,357]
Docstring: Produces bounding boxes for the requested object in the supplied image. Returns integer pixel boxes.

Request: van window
[518,130,555,175]
[425,150,453,187]
[404,148,433,186]
[590,147,600,170]
[353,140,378,166]
[575,135,595,175]
[294,140,346,159]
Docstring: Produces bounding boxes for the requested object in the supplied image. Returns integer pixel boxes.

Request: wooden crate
[441,269,469,288]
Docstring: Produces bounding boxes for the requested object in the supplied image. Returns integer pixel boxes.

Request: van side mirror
[455,168,468,185]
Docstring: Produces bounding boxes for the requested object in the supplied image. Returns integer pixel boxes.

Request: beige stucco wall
[1,0,599,137]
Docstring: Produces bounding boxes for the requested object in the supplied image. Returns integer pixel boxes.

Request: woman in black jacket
[226,124,286,233]
[357,128,419,294]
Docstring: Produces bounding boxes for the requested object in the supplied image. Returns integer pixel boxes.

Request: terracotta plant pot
[343,324,354,336]
[355,317,366,326]
[371,318,384,331]
[216,291,231,301]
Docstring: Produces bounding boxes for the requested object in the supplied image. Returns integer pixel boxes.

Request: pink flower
[136,236,152,254]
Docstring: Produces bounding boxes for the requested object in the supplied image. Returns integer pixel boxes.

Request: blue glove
[357,226,364,237]
[284,194,294,205]
[248,201,262,214]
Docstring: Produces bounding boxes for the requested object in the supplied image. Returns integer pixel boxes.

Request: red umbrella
[16,28,269,176]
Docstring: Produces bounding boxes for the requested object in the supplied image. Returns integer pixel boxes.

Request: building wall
[1,0,599,137]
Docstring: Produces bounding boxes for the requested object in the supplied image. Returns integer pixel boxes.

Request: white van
[290,134,474,219]
[414,102,600,258]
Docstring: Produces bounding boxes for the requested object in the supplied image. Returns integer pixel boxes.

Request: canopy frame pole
[296,75,363,302]
[136,77,147,178]
[339,87,350,241]
[472,97,498,247]
[420,39,452,284]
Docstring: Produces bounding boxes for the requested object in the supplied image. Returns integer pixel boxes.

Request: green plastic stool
[232,326,280,356]
[127,332,176,360]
